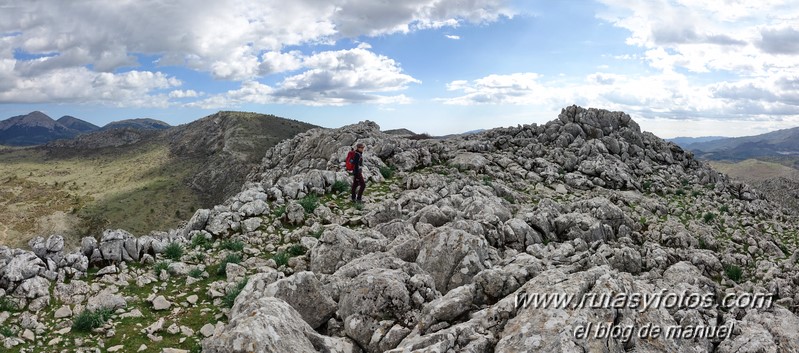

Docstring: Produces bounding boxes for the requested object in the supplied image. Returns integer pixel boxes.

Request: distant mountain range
[666,136,726,148]
[0,111,171,146]
[671,127,799,162]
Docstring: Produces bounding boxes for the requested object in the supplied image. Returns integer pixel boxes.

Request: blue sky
[1,0,798,138]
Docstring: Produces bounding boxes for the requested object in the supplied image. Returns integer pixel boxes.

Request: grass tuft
[223,278,249,308]
[332,180,349,194]
[154,261,170,274]
[299,194,319,214]
[72,308,113,332]
[724,264,743,282]
[217,253,243,276]
[273,251,290,268]
[379,165,396,179]
[220,240,245,252]
[188,268,204,278]
[164,242,184,261]
[190,235,213,250]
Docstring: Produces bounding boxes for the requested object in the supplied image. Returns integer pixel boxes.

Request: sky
[1,0,798,138]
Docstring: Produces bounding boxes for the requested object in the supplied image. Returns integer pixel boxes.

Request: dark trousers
[351,172,365,201]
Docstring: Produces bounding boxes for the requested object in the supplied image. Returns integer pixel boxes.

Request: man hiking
[350,143,366,203]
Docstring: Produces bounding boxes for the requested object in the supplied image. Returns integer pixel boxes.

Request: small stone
[138,345,148,352]
[54,305,73,319]
[144,318,165,335]
[22,329,35,341]
[152,296,172,311]
[186,295,198,305]
[108,345,124,352]
[120,309,144,319]
[55,327,71,335]
[162,348,189,353]
[180,326,194,337]
[167,323,180,335]
[148,334,163,342]
[96,265,118,276]
[200,323,215,337]
[47,337,62,346]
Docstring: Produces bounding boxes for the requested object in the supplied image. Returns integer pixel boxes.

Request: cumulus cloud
[445,34,461,40]
[189,45,419,108]
[0,68,179,107]
[596,0,799,74]
[0,0,511,105]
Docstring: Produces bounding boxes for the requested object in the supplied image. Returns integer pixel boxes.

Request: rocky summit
[1,105,798,353]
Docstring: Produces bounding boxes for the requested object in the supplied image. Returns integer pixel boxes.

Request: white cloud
[596,0,799,74]
[189,46,419,108]
[0,0,511,105]
[169,89,201,99]
[445,34,461,40]
[0,67,179,107]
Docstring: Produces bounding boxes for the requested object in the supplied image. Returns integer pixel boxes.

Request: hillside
[0,111,316,249]
[0,112,85,146]
[101,118,172,131]
[687,126,799,163]
[1,106,797,353]
[711,159,799,213]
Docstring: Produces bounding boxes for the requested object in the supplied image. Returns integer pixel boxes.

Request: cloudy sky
[1,0,798,138]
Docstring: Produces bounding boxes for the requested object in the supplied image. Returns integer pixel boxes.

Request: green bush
[273,251,290,267]
[273,205,287,218]
[0,296,17,312]
[190,235,213,250]
[675,188,686,196]
[299,194,319,214]
[217,253,243,276]
[642,180,652,191]
[0,325,15,337]
[72,309,113,332]
[703,212,716,223]
[332,180,349,194]
[725,264,743,282]
[188,268,204,278]
[222,278,249,308]
[154,261,170,275]
[164,242,184,261]
[288,244,306,256]
[720,205,730,214]
[220,240,245,252]
[379,165,396,179]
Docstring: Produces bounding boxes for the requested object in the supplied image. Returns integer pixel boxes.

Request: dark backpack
[345,150,356,172]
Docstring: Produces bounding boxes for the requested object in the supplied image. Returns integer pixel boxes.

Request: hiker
[349,143,366,203]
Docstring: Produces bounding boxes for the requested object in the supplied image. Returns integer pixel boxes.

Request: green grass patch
[217,253,243,277]
[287,244,306,256]
[309,229,324,239]
[0,296,18,312]
[724,264,743,282]
[164,242,184,261]
[220,239,245,252]
[190,235,213,250]
[188,268,204,278]
[273,205,286,218]
[72,308,113,332]
[223,278,249,308]
[379,165,396,179]
[299,194,319,214]
[703,212,716,223]
[720,205,730,214]
[332,180,349,194]
[0,325,15,337]
[273,251,290,267]
[154,261,170,274]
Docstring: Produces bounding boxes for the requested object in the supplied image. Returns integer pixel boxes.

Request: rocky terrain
[1,105,798,352]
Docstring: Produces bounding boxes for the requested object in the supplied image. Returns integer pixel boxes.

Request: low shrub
[299,194,319,214]
[164,242,184,261]
[72,309,113,332]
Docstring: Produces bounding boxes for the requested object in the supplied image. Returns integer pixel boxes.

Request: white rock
[22,329,35,341]
[108,345,124,352]
[200,323,215,337]
[152,296,171,311]
[167,323,180,335]
[54,305,73,319]
[186,295,198,305]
